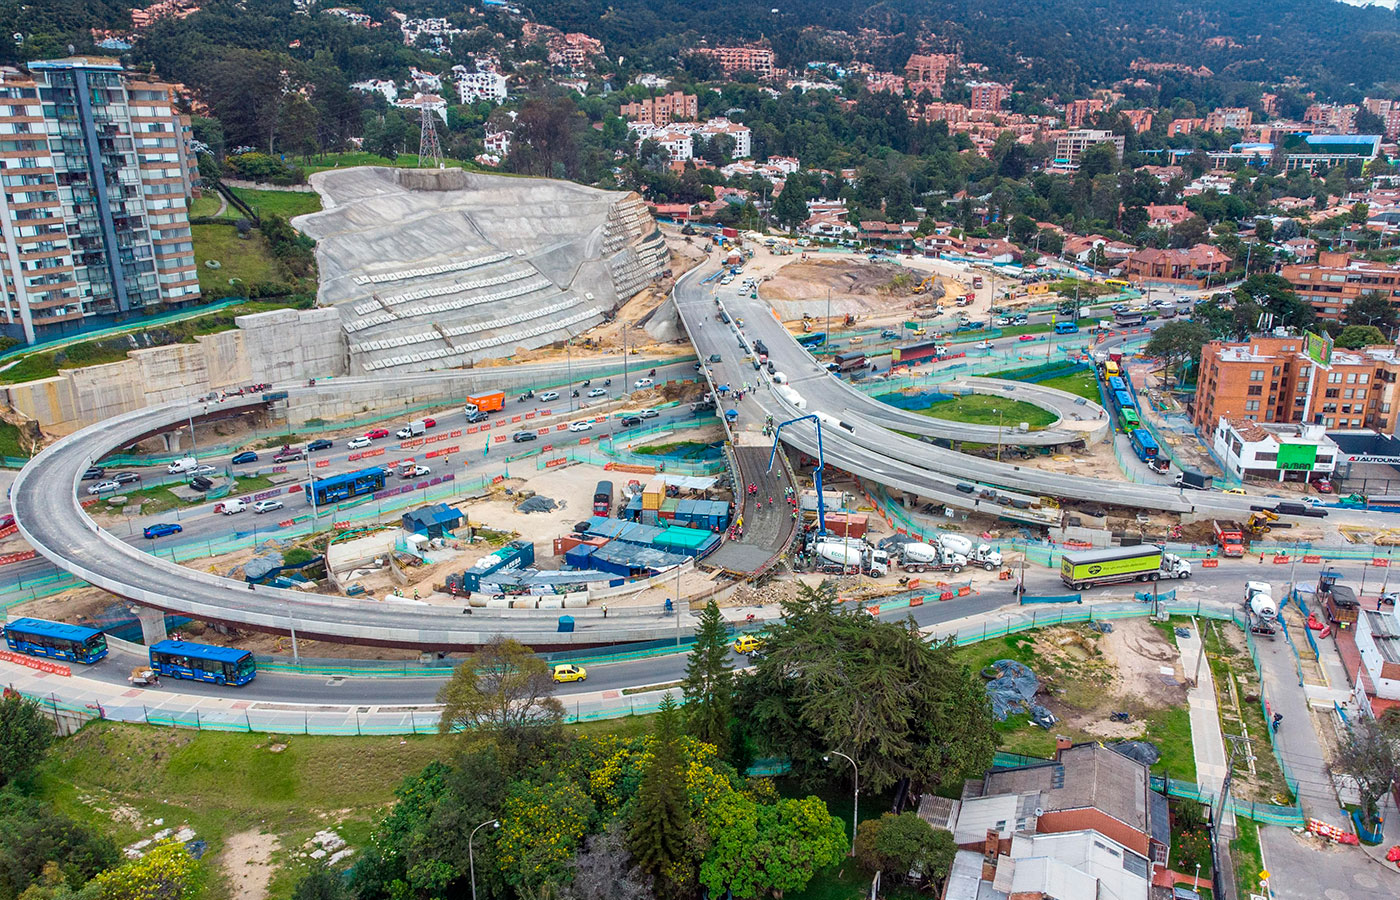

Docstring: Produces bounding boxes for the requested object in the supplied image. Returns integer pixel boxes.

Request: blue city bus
[304,465,387,506]
[796,331,827,347]
[1129,428,1160,461]
[1107,376,1127,394]
[149,640,256,686]
[1113,390,1136,411]
[3,617,108,664]
[1119,409,1141,431]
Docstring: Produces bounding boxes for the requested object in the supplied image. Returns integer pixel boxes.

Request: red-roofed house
[1144,204,1192,228]
[1124,243,1233,286]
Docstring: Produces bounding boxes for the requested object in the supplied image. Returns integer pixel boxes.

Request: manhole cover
[1352,874,1379,890]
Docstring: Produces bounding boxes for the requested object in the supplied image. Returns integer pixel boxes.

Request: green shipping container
[654,526,712,551]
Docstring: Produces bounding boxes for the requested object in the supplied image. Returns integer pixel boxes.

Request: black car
[619,415,642,427]
[189,475,214,492]
[231,450,259,465]
[307,439,333,452]
[82,466,105,481]
[511,431,538,443]
[114,472,140,485]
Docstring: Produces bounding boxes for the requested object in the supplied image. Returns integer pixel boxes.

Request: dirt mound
[759,258,915,303]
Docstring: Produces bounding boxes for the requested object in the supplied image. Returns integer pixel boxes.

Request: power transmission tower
[417,94,443,169]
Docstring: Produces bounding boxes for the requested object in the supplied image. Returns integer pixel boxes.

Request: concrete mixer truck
[1243,581,1279,638]
[897,542,967,574]
[935,534,1003,571]
[812,538,889,577]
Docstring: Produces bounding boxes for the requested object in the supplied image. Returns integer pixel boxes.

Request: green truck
[1059,545,1192,591]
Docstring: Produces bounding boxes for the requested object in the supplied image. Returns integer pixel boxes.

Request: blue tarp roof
[403,503,463,528]
[589,542,689,570]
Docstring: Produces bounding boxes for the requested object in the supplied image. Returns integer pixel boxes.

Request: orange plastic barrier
[0,649,70,676]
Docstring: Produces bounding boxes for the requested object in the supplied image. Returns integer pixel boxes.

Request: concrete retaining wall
[1,307,347,435]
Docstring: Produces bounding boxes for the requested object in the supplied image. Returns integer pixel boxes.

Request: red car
[1018,334,1037,342]
[1311,478,1333,494]
[423,417,436,428]
[364,428,390,440]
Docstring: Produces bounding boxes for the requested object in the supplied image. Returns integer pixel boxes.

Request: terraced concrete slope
[294,167,667,374]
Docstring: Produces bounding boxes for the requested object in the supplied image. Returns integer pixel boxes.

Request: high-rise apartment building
[0,57,199,343]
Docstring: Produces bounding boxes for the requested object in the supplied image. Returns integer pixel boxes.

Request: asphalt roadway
[9,363,711,649]
[48,555,1366,705]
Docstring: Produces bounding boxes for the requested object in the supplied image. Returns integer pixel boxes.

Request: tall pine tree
[681,600,734,753]
[628,694,691,892]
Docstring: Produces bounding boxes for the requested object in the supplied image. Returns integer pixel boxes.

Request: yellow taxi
[551,664,587,683]
[1223,488,1248,495]
[733,634,764,655]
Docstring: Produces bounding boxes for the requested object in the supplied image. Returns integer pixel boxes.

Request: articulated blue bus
[1107,376,1127,394]
[304,465,387,506]
[3,617,108,664]
[1113,389,1136,411]
[149,640,256,686]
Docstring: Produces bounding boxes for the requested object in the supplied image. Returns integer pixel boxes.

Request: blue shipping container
[459,540,536,592]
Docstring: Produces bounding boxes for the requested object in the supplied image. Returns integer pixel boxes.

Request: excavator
[911,275,938,294]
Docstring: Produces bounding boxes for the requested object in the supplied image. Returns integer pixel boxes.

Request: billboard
[1277,443,1318,471]
[1304,331,1333,366]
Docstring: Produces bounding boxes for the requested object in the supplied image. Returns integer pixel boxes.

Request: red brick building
[968,81,1011,112]
[1281,250,1400,321]
[618,91,697,126]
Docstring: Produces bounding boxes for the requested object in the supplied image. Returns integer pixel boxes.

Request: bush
[0,793,119,898]
[0,693,54,788]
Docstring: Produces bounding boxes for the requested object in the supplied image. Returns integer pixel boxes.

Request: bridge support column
[134,606,167,644]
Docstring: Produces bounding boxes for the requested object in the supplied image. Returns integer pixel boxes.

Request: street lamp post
[995,407,1005,463]
[824,750,859,856]
[469,819,500,900]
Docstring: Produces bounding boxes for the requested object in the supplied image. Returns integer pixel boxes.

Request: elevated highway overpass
[676,261,1324,524]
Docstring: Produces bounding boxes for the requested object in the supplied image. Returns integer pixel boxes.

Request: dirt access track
[758,257,942,317]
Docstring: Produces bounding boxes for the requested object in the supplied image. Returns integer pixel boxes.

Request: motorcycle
[581,379,591,387]
[571,390,580,398]
[648,368,656,377]
[604,378,612,386]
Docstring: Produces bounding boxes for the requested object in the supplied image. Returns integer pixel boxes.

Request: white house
[484,130,513,156]
[1356,608,1400,701]
[455,69,508,104]
[350,79,398,103]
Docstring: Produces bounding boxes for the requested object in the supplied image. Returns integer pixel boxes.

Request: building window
[1245,400,1260,411]
[1248,386,1263,396]
[1250,370,1264,381]
[1345,389,1354,399]
[1347,373,1358,384]
[1325,389,1340,398]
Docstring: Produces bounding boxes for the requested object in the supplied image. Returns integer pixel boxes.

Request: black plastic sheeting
[985,659,1058,727]
[1109,740,1161,766]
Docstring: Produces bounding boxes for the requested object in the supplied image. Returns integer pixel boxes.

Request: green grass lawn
[1038,370,1103,402]
[300,151,479,174]
[920,394,1058,429]
[1144,705,1196,783]
[231,187,323,220]
[193,224,283,299]
[0,419,29,458]
[1231,817,1265,899]
[188,195,231,219]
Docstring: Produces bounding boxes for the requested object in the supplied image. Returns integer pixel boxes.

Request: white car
[253,499,284,514]
[86,480,120,495]
[192,464,217,476]
[347,436,371,449]
[587,388,608,398]
[539,391,559,402]
[633,378,654,389]
[568,421,593,432]
[400,464,430,478]
[638,408,659,419]
[974,340,995,350]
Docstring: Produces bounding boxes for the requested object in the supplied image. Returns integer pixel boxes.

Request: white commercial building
[1211,418,1338,483]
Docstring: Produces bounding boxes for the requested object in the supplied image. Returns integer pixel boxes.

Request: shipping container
[454,540,536,592]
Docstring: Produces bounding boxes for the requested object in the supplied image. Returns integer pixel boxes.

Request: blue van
[1053,322,1080,334]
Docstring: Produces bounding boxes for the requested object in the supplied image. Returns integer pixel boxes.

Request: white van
[167,457,198,474]
[217,498,248,515]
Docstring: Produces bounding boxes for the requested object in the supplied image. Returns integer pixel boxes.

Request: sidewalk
[1177,624,1232,826]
